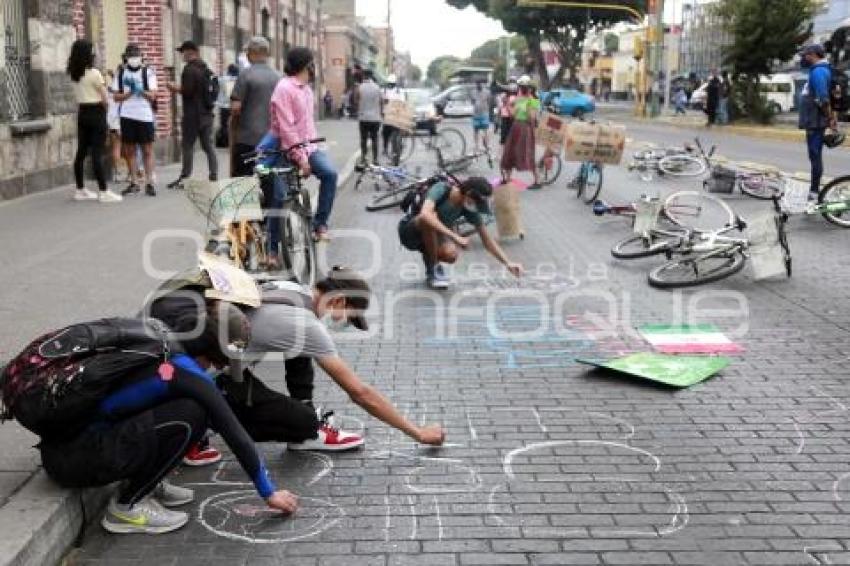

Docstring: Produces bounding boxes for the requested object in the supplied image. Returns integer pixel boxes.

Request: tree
[470,35,529,82]
[408,64,423,84]
[446,0,646,90]
[426,55,463,87]
[716,0,817,123]
[603,33,619,56]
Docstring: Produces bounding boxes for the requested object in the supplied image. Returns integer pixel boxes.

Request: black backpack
[0,318,176,438]
[200,63,220,111]
[400,180,451,217]
[118,64,158,112]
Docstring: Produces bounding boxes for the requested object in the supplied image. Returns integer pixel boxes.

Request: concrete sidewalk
[0,118,359,566]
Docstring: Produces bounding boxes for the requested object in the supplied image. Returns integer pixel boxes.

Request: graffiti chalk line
[504,440,662,480]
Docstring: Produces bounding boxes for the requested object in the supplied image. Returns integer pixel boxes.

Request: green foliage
[470,35,529,82]
[408,65,423,83]
[604,33,619,56]
[446,0,646,89]
[426,55,463,87]
[716,0,816,122]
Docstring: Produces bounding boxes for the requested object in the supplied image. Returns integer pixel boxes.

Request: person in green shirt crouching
[398,177,524,289]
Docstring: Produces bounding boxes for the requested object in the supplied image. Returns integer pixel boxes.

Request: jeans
[718,98,729,124]
[309,150,338,229]
[254,133,288,255]
[180,115,218,181]
[807,128,826,194]
[359,121,380,163]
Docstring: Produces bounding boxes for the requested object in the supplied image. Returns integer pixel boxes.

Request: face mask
[801,58,813,70]
[321,313,350,332]
[127,57,142,69]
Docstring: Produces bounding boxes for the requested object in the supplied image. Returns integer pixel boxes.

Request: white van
[759,73,796,113]
[689,73,796,113]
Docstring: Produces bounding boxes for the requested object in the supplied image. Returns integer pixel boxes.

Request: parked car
[404,88,439,134]
[432,85,476,117]
[540,89,596,118]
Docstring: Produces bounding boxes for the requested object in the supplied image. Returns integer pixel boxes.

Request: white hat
[386,74,398,84]
[517,75,532,86]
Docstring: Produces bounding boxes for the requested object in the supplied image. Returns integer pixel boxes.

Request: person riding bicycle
[397,177,524,289]
[381,74,405,157]
[269,47,338,242]
[144,265,447,450]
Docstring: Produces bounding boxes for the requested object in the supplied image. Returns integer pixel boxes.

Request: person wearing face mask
[112,44,158,197]
[144,266,446,453]
[398,177,524,289]
[798,43,837,200]
[269,47,339,242]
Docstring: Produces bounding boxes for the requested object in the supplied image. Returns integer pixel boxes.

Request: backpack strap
[142,65,150,92]
[118,65,124,93]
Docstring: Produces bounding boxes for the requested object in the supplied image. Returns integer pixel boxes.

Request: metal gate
[4,0,31,120]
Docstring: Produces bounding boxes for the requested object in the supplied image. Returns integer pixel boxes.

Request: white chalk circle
[198,490,345,544]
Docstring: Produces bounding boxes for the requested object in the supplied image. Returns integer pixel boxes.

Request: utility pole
[386,0,393,76]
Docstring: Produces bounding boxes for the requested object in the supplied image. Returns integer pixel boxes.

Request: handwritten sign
[564,122,626,165]
[198,252,262,307]
[384,100,414,132]
[535,112,567,154]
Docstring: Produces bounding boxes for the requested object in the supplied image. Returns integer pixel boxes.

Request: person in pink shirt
[269,47,338,241]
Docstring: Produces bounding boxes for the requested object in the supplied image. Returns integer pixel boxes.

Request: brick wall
[125,0,171,137]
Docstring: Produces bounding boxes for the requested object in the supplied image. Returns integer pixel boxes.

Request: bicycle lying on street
[387,124,467,166]
[628,139,714,182]
[354,162,419,194]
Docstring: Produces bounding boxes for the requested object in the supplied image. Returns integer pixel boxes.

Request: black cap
[316,267,371,331]
[176,40,200,53]
[460,177,493,215]
[124,43,142,57]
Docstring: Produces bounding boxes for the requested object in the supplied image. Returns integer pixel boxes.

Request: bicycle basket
[779,175,810,215]
[633,198,662,235]
[184,177,265,227]
[705,164,737,194]
[746,212,787,280]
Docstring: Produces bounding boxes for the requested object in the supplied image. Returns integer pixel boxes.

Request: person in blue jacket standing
[798,44,837,199]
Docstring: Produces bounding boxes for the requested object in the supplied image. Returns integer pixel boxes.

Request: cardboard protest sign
[535,112,567,154]
[564,122,626,165]
[199,252,262,307]
[384,100,414,132]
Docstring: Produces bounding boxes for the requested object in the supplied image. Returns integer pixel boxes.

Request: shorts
[120,117,155,144]
[398,216,423,251]
[107,115,120,132]
[472,115,491,131]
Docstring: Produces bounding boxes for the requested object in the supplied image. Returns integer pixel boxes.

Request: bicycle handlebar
[241,137,327,163]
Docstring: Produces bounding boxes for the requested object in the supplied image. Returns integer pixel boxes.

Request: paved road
[20,113,850,566]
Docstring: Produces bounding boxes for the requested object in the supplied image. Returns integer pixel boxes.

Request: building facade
[0,0,327,201]
[680,0,730,80]
[323,0,378,112]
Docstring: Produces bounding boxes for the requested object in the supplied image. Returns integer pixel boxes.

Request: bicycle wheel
[739,174,782,200]
[432,127,466,162]
[658,155,707,177]
[536,153,563,186]
[611,233,682,260]
[648,250,746,289]
[281,193,317,285]
[581,163,604,204]
[663,191,736,233]
[818,175,850,228]
[366,184,413,211]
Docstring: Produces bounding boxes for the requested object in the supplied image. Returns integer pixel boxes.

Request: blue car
[540,89,596,118]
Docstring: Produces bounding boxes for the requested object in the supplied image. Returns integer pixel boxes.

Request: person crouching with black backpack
[10,308,298,535]
[397,177,524,289]
[166,40,219,189]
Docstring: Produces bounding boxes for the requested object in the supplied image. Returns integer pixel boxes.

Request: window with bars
[191,0,203,44]
[261,9,270,42]
[3,0,31,121]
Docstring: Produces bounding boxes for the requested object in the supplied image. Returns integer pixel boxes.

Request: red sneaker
[287,411,364,452]
[182,443,222,466]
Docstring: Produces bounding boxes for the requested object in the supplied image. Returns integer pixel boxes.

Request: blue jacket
[799,61,832,130]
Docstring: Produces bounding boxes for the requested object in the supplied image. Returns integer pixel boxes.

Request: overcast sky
[357,0,687,71]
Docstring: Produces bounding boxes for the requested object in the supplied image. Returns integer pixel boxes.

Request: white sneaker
[428,264,450,290]
[101,495,189,534]
[73,188,98,201]
[287,410,365,452]
[98,190,123,203]
[153,480,194,508]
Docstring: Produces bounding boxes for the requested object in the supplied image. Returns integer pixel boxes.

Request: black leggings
[359,121,380,162]
[382,124,399,153]
[40,398,207,506]
[74,104,108,191]
[118,399,207,505]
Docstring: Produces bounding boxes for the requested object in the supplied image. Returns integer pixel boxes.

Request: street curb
[0,471,109,566]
